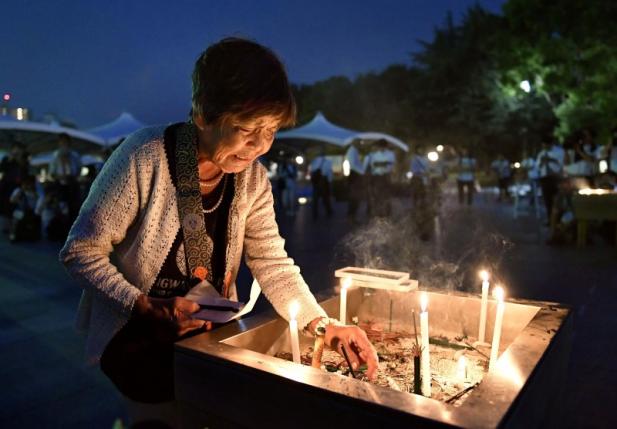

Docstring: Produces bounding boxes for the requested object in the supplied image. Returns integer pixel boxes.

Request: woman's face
[197,115,280,173]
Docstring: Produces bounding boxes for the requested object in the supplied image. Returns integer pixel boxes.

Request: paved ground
[1,184,616,428]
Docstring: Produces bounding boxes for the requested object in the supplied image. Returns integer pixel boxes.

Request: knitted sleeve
[243,164,327,330]
[59,138,144,317]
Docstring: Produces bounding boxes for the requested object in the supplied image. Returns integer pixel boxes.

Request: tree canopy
[291,0,616,160]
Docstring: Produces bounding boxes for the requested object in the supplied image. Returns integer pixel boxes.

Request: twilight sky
[2,0,505,128]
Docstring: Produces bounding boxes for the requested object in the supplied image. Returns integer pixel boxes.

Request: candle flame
[420,292,428,312]
[342,277,352,290]
[289,301,300,319]
[493,286,505,302]
[479,270,489,281]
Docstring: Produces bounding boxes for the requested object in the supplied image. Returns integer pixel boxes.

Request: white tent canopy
[87,112,146,146]
[275,111,408,152]
[276,112,359,148]
[0,116,105,154]
[345,132,409,152]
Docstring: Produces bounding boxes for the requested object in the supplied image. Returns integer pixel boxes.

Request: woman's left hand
[324,324,379,380]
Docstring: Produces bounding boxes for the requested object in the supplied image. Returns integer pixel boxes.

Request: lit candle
[489,286,505,372]
[478,270,490,344]
[289,301,301,364]
[340,277,351,324]
[420,292,431,397]
[456,355,468,382]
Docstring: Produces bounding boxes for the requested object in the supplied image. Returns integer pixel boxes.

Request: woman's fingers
[176,318,206,336]
[350,330,379,380]
[174,297,201,314]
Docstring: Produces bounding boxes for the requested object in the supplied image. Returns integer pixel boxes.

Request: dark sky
[2,0,505,128]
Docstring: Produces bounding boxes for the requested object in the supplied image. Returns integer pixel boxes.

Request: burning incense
[420,292,431,397]
[341,345,357,378]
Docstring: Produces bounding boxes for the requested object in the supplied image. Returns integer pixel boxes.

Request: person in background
[278,157,298,216]
[521,152,540,210]
[597,126,617,177]
[409,144,429,207]
[344,141,365,223]
[35,182,70,241]
[364,139,395,217]
[9,175,40,242]
[566,129,597,186]
[309,149,334,219]
[0,141,30,233]
[536,138,565,223]
[456,147,477,206]
[490,154,512,202]
[48,133,82,220]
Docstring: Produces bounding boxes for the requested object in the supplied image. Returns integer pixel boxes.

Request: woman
[60,38,377,425]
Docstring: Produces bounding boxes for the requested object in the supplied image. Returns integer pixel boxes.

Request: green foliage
[291,0,617,160]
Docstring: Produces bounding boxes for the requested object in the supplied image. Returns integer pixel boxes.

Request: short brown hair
[191,37,296,129]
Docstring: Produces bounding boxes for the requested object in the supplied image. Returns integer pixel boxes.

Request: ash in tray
[276,321,489,406]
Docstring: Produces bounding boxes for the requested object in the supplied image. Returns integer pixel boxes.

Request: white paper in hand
[185,279,261,324]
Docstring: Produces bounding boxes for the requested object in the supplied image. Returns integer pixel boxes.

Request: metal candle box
[175,288,572,428]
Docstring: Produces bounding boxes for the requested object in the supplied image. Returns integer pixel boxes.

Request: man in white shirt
[344,142,365,222]
[309,151,334,219]
[536,140,564,221]
[364,139,395,217]
[490,154,512,202]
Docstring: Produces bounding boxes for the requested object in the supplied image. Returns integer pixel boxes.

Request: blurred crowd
[0,133,105,243]
[267,128,617,246]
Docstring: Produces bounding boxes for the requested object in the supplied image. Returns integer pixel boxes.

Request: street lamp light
[436,145,444,152]
[427,151,439,162]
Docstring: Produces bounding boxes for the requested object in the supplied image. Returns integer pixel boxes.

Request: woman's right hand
[133,294,208,338]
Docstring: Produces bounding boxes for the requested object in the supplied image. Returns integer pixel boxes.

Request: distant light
[16,107,24,120]
[298,197,308,205]
[342,159,350,177]
[406,171,413,179]
[520,80,531,93]
[514,162,521,169]
[295,155,304,165]
[578,188,611,196]
[599,160,608,173]
[427,151,439,162]
[2,93,10,102]
[80,166,89,176]
[436,145,444,152]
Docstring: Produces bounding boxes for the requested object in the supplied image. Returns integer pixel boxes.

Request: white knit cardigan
[60,125,326,363]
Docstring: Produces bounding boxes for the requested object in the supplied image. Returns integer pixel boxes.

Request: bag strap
[175,123,214,284]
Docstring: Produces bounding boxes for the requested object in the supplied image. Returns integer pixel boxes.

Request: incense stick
[341,345,357,378]
[444,382,479,404]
